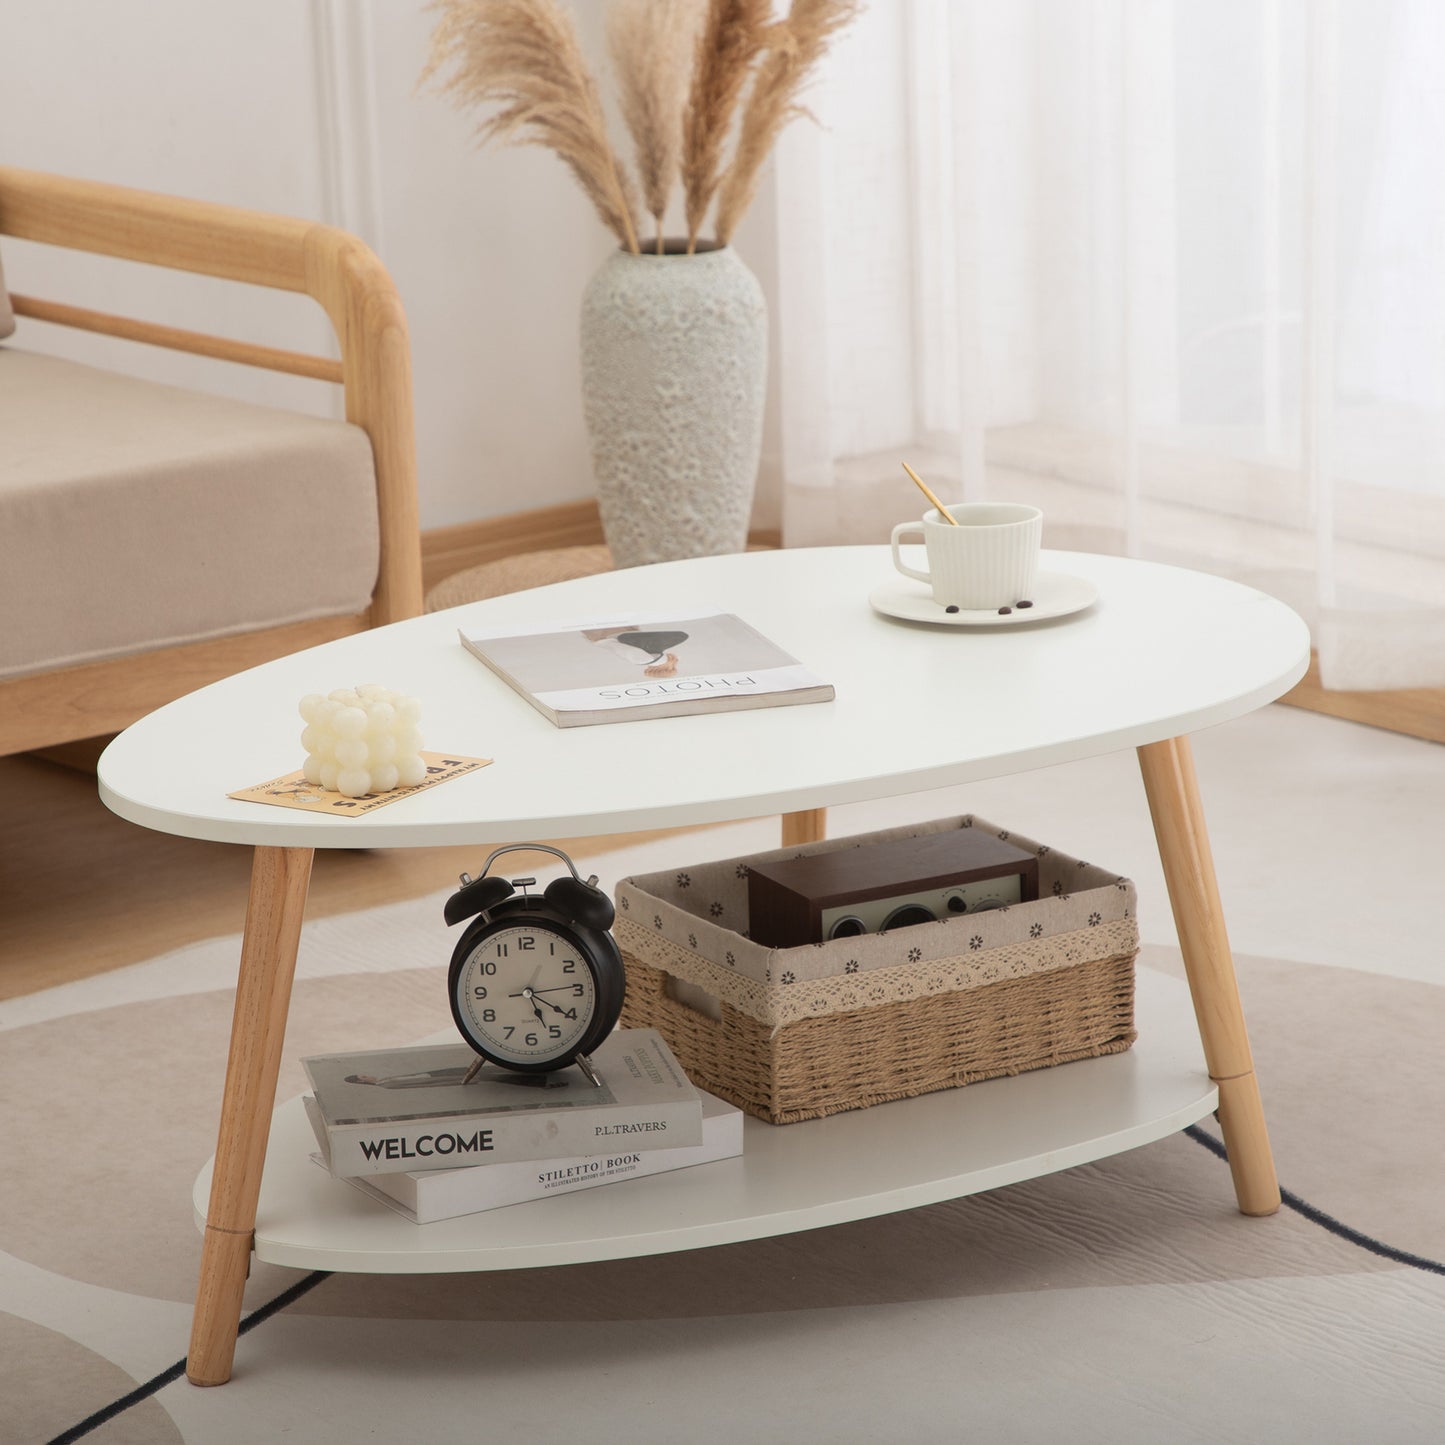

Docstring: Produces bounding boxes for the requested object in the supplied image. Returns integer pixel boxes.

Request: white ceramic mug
[891,503,1042,610]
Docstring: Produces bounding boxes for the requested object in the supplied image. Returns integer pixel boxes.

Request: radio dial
[881,903,937,931]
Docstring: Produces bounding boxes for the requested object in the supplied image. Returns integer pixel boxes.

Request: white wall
[0,0,783,534]
[0,0,334,415]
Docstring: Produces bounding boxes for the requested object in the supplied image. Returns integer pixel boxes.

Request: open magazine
[458,611,834,727]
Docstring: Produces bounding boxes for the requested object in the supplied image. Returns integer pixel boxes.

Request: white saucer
[868,571,1099,627]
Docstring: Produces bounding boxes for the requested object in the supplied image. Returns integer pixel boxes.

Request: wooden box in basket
[614,815,1138,1125]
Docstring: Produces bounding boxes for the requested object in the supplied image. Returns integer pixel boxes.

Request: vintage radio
[746,828,1040,949]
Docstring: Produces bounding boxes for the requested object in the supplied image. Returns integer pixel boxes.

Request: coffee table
[97,545,1311,1386]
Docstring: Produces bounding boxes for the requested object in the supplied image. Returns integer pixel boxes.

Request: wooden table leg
[1137,737,1280,1216]
[187,845,315,1386]
[781,809,827,847]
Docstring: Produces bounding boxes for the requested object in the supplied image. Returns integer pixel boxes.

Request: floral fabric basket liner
[613,814,1137,1030]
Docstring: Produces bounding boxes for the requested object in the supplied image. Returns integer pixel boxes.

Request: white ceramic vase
[579,243,767,568]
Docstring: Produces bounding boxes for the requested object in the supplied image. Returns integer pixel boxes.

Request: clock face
[453,923,599,1066]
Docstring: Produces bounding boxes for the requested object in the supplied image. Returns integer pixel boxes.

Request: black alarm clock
[443,843,625,1077]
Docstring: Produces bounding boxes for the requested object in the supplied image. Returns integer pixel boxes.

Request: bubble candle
[298,685,425,798]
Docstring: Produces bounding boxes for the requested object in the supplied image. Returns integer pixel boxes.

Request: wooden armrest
[0,166,320,291]
[0,167,422,626]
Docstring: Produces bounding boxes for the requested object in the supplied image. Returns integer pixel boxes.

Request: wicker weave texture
[619,950,1138,1124]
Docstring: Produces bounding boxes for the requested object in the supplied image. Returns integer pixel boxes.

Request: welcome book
[307,1089,744,1223]
[302,1028,703,1180]
[457,611,834,727]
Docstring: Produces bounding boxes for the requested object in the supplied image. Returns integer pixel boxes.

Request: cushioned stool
[424,544,614,611]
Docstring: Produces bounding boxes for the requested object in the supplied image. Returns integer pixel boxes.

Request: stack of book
[301,1028,743,1224]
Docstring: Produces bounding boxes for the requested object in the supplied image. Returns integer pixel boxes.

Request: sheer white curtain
[772,0,1445,689]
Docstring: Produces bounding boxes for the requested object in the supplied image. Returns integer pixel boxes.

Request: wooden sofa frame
[0,166,424,758]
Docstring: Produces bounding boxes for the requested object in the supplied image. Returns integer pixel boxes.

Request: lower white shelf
[195,967,1215,1274]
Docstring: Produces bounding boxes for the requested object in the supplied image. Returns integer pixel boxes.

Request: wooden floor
[0,751,695,1002]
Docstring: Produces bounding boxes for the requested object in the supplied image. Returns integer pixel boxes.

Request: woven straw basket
[614,816,1138,1125]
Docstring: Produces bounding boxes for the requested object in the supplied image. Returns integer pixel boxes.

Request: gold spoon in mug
[901,462,958,524]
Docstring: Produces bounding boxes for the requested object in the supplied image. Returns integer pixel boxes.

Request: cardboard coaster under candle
[230,751,492,817]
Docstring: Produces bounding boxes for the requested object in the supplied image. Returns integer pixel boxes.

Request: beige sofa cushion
[0,348,379,680]
[0,246,14,338]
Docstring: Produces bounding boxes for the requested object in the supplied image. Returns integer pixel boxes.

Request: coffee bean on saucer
[945,605,959,614]
[1016,600,1034,609]
[998,606,1012,615]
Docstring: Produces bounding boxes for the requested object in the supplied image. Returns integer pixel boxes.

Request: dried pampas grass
[681,0,772,253]
[423,0,642,254]
[714,0,858,245]
[608,0,704,253]
[422,0,859,257]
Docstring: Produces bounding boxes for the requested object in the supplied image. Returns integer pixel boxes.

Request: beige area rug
[5,711,1445,1445]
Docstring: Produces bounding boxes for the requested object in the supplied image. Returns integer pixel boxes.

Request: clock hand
[530,984,584,996]
[504,967,543,1000]
[507,985,566,1026]
[509,987,548,1025]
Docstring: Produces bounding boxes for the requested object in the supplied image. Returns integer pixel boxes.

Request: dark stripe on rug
[1185,1124,1445,1276]
[45,1269,332,1445]
[46,1131,1445,1442]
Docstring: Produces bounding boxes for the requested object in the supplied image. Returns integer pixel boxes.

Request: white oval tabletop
[99,547,1311,849]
